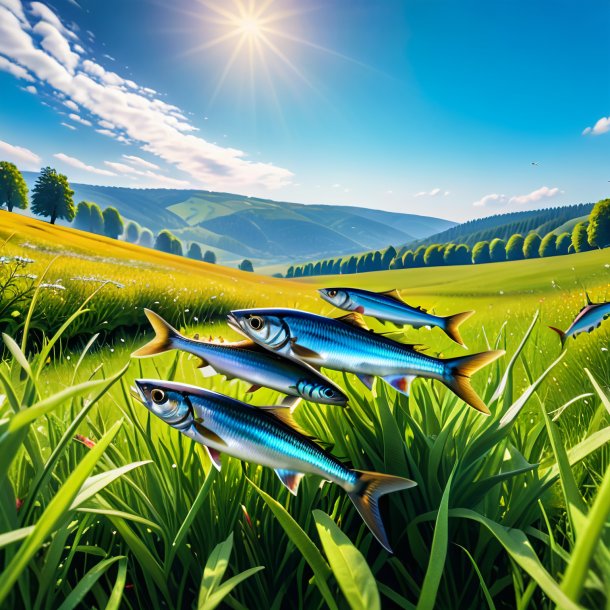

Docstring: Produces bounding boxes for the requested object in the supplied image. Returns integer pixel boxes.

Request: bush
[187,243,203,260]
[203,250,217,264]
[571,222,590,252]
[139,228,154,248]
[103,207,123,239]
[125,221,140,243]
[523,233,541,259]
[539,232,557,257]
[587,198,610,248]
[489,238,506,262]
[555,232,571,255]
[239,259,254,272]
[424,244,445,267]
[506,234,525,261]
[472,241,490,264]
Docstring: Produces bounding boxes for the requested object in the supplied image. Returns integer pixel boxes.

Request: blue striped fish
[549,293,610,347]
[132,309,347,406]
[228,308,504,414]
[132,379,415,552]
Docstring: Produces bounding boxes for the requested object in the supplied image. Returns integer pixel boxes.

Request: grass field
[1,211,610,610]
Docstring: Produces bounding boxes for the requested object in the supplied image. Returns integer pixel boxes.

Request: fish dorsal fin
[336,312,369,331]
[275,469,304,495]
[259,406,311,438]
[379,289,405,303]
[194,421,228,447]
[585,291,593,306]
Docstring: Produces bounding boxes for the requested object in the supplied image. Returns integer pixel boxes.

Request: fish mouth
[130,383,146,404]
[227,312,246,336]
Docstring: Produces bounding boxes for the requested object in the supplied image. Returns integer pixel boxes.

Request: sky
[0,0,608,222]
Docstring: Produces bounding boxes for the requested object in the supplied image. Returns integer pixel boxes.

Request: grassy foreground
[1,212,610,609]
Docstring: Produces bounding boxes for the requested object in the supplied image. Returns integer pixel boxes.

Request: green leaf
[104,557,128,610]
[0,420,123,606]
[200,567,264,610]
[416,470,454,610]
[248,479,338,610]
[313,509,380,610]
[585,368,610,416]
[56,555,124,610]
[561,462,610,604]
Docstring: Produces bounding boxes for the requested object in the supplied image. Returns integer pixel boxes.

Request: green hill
[21,172,454,265]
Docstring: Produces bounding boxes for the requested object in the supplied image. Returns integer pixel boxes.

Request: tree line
[0,161,256,272]
[286,198,610,278]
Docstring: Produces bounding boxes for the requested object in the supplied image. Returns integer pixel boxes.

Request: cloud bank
[582,116,610,136]
[473,186,561,208]
[0,0,293,190]
[0,139,41,169]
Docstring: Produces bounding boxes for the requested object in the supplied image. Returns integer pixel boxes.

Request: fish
[131,309,348,407]
[319,287,474,347]
[132,379,416,552]
[549,293,610,348]
[228,308,504,415]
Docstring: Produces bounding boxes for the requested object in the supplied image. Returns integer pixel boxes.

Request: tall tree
[155,229,175,253]
[381,246,397,270]
[0,161,28,212]
[89,203,104,234]
[413,246,427,267]
[539,232,557,257]
[125,221,140,243]
[31,167,74,224]
[454,244,471,265]
[472,241,490,264]
[170,236,183,256]
[424,244,444,267]
[286,266,294,278]
[203,250,217,264]
[555,232,571,255]
[523,233,541,259]
[239,259,254,272]
[402,250,414,268]
[139,228,154,248]
[506,234,525,261]
[489,238,506,262]
[571,222,590,252]
[74,201,91,231]
[103,207,123,239]
[188,243,203,260]
[587,198,610,248]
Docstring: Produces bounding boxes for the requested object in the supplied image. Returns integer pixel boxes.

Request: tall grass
[1,285,609,610]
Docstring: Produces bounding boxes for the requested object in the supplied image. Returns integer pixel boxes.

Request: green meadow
[1,214,610,609]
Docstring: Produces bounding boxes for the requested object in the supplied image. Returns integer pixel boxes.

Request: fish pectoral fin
[290,340,322,360]
[280,395,302,410]
[275,469,304,496]
[335,312,369,331]
[246,384,262,393]
[205,446,222,471]
[194,421,228,447]
[382,374,416,396]
[356,374,375,390]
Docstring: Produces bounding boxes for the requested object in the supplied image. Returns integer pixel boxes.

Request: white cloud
[33,20,79,72]
[54,152,116,176]
[0,139,41,169]
[0,2,293,191]
[473,186,561,207]
[414,187,447,198]
[509,186,561,205]
[68,112,92,126]
[0,0,27,24]
[582,116,610,136]
[63,99,78,111]
[103,159,189,188]
[122,154,160,170]
[104,161,140,174]
[0,55,34,81]
[60,122,76,130]
[23,84,36,93]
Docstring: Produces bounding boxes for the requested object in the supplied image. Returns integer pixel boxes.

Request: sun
[238,16,262,38]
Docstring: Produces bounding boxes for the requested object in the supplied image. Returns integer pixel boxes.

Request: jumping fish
[319,287,474,346]
[132,379,416,552]
[132,309,347,406]
[549,293,610,348]
[228,308,504,414]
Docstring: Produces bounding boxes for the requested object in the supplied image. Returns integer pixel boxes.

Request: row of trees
[0,161,257,268]
[287,198,610,277]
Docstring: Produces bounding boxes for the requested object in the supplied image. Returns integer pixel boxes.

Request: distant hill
[21,172,454,265]
[406,203,594,249]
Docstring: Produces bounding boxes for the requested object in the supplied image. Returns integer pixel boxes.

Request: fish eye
[327,289,338,298]
[248,315,265,331]
[151,389,166,404]
[323,388,335,397]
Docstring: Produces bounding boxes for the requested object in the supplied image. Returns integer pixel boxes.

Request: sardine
[319,287,474,346]
[132,309,347,406]
[228,308,503,414]
[132,379,415,552]
[549,293,610,348]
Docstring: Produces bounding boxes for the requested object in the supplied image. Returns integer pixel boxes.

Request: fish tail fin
[348,470,416,553]
[131,309,179,357]
[548,326,567,348]
[442,350,504,415]
[442,310,475,346]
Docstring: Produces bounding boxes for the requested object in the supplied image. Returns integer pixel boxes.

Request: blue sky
[0,0,608,221]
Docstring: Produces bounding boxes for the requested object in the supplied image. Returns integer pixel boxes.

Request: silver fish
[549,293,610,348]
[132,309,347,406]
[132,379,415,552]
[228,308,503,414]
[319,287,474,346]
